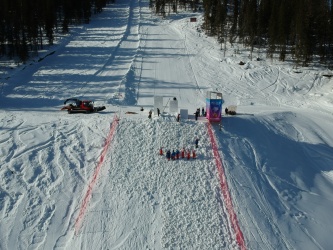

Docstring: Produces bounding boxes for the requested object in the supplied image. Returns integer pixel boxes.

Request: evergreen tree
[276,0,292,61]
[329,1,333,67]
[312,0,330,63]
[257,0,271,39]
[0,0,113,62]
[229,0,239,44]
[292,0,314,66]
[238,0,257,59]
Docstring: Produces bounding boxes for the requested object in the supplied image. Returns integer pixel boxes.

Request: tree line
[202,0,333,67]
[150,0,201,17]
[0,0,112,62]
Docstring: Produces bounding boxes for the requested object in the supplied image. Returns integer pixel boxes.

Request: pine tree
[312,0,330,63]
[257,0,271,39]
[239,0,257,59]
[276,0,292,61]
[0,0,114,62]
[329,1,333,67]
[229,0,239,44]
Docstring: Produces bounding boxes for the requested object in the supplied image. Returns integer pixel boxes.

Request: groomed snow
[1,0,333,249]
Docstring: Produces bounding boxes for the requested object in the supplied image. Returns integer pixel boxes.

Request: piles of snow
[1,0,333,248]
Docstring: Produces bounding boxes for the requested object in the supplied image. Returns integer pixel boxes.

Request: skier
[195,109,199,120]
[201,107,205,117]
[192,150,196,159]
[157,108,160,116]
[148,110,152,119]
[195,138,199,148]
[225,107,229,115]
[166,150,171,161]
[177,113,180,122]
[159,147,163,155]
[171,150,176,160]
[176,149,180,159]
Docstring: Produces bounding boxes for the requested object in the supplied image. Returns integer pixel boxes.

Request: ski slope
[1,0,333,249]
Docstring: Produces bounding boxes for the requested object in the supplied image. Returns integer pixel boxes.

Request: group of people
[195,107,206,120]
[160,148,196,161]
[159,138,199,161]
[148,108,160,119]
[148,107,206,121]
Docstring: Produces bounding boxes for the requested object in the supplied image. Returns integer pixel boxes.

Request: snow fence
[74,115,119,235]
[207,123,246,250]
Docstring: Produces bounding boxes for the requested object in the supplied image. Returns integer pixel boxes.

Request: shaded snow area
[1,0,333,249]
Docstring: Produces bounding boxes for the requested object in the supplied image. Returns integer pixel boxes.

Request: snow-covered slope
[1,0,333,249]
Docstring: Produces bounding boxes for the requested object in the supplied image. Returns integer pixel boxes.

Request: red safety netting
[74,115,119,235]
[207,123,246,250]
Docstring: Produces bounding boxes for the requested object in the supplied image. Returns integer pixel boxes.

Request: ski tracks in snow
[0,111,112,249]
[218,132,292,250]
[0,114,67,249]
[68,117,236,249]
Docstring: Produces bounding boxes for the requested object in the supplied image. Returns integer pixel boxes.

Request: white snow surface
[1,0,333,249]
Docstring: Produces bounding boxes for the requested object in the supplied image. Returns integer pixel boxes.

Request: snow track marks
[207,123,246,250]
[74,115,119,234]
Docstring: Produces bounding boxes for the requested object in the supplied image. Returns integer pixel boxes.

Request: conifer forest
[1,0,333,67]
[0,0,112,62]
[153,0,333,67]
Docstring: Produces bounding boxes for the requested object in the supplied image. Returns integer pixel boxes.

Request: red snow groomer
[61,98,106,114]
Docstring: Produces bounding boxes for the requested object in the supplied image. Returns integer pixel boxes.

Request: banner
[206,99,222,122]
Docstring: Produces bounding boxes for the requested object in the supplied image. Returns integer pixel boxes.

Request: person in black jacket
[195,138,199,148]
[195,109,199,120]
[166,150,171,161]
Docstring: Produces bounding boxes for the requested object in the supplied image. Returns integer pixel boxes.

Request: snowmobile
[61,98,106,114]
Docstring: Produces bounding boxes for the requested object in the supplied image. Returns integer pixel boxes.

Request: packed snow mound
[1,0,333,249]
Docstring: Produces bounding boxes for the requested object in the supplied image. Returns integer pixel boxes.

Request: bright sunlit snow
[1,0,333,249]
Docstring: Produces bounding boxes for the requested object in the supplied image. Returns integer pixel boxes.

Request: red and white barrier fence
[207,123,246,250]
[74,115,119,235]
